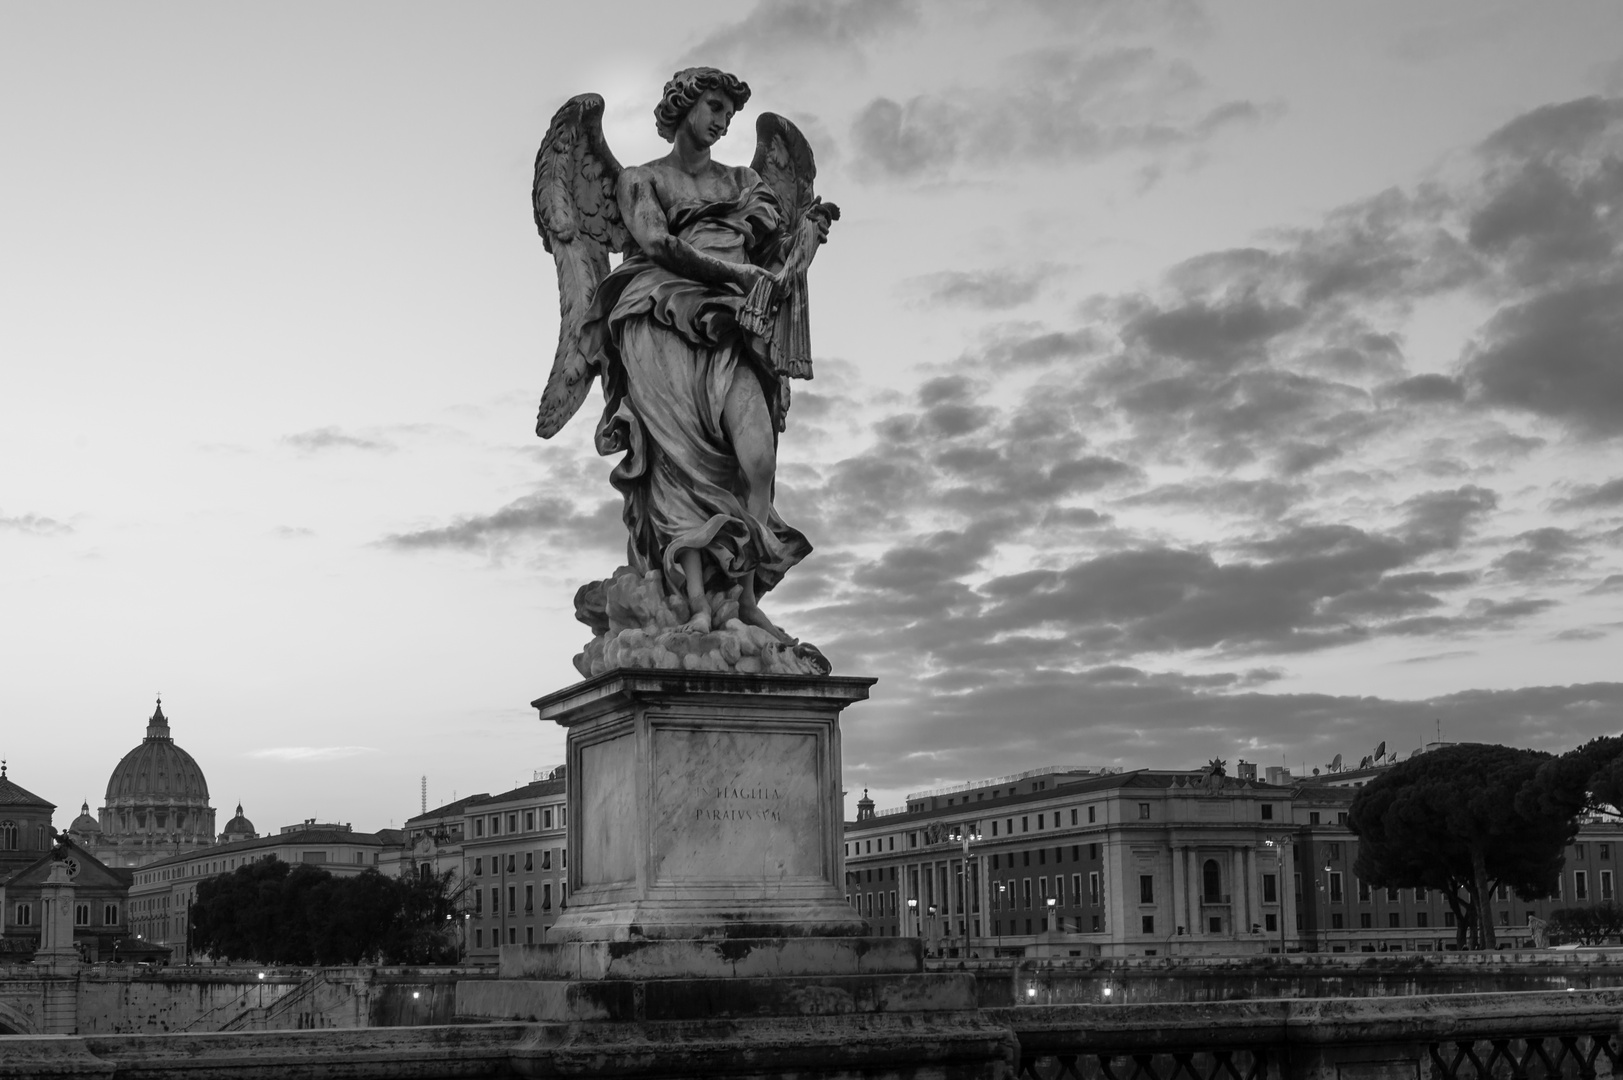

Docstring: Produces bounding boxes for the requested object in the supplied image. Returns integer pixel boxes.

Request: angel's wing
[532,93,630,439]
[745,114,840,406]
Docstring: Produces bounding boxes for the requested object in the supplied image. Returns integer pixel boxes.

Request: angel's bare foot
[739,594,796,646]
[681,608,712,634]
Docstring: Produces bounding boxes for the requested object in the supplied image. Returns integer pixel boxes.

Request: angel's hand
[815,217,831,244]
[738,263,777,293]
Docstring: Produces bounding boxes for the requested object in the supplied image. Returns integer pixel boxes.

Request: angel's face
[683,91,736,148]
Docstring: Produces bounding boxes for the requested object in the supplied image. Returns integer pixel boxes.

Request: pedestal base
[534,671,874,942]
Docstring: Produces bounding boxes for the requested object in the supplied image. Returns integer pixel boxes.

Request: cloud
[380,493,623,556]
[271,525,315,539]
[903,267,1051,310]
[1492,527,1587,582]
[1555,477,1623,510]
[682,0,919,70]
[0,511,72,536]
[247,746,377,762]
[850,46,1272,180]
[283,426,393,453]
[1462,281,1623,437]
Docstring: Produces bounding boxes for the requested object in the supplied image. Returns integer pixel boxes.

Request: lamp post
[996,883,1006,950]
[1264,835,1291,955]
[960,825,982,958]
[907,896,918,939]
[926,904,938,956]
[1046,895,1057,951]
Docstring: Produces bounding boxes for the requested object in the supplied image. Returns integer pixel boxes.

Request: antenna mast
[421,775,427,815]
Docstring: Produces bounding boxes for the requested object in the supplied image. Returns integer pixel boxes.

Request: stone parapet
[497,936,922,981]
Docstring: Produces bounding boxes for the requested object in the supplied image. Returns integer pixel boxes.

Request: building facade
[844,759,1623,958]
[0,836,133,962]
[397,772,569,964]
[843,766,1298,959]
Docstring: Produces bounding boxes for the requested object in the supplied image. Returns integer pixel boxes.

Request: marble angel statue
[532,67,839,678]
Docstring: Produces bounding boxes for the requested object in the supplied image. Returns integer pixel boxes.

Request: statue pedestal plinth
[454,671,1017,1075]
[540,670,872,943]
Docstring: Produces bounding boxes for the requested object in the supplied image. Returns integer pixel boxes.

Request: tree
[1349,743,1577,950]
[191,859,468,965]
[1521,736,1623,821]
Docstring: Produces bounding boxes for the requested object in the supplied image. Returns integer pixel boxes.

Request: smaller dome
[220,803,257,841]
[70,800,100,836]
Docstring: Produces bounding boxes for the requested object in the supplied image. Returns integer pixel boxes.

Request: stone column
[1168,844,1187,939]
[36,860,79,1035]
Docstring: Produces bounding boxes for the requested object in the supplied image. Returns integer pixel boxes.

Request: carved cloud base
[533,670,874,943]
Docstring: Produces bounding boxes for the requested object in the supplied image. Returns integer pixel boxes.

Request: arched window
[0,821,15,850]
[1203,859,1222,901]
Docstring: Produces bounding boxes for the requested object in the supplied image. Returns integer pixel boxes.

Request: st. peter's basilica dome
[95,698,216,867]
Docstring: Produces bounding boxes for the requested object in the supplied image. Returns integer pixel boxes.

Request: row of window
[1308,869,1615,904]
[0,821,49,850]
[473,806,565,838]
[472,849,564,876]
[471,881,567,917]
[11,902,120,927]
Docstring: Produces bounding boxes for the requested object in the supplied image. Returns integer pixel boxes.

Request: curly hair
[654,67,751,143]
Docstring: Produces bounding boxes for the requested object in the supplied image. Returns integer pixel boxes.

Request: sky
[3,1,1622,832]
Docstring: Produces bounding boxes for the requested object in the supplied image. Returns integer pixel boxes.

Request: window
[1327,842,1341,860]
[1496,883,1508,901]
[1265,913,1277,931]
[1139,875,1155,904]
[543,808,553,829]
[490,815,500,835]
[1089,806,1097,823]
[543,883,553,911]
[0,821,14,850]
[1388,912,1401,928]
[301,851,326,864]
[1071,808,1078,825]
[1203,860,1222,901]
[104,903,119,925]
[491,886,500,914]
[525,811,535,831]
[474,858,483,876]
[525,852,533,871]
[475,890,484,915]
[1089,843,1099,859]
[1358,878,1371,902]
[507,854,517,874]
[1037,814,1045,831]
[1089,871,1101,905]
[1331,913,1344,929]
[1576,843,1587,858]
[1023,851,1030,867]
[525,884,534,912]
[1415,887,1426,902]
[1263,874,1278,903]
[1138,803,1151,820]
[1261,803,1274,820]
[1022,878,1032,908]
[1309,812,1321,825]
[1360,913,1373,929]
[1416,912,1428,928]
[1142,915,1155,934]
[1021,817,1029,833]
[1039,848,1046,865]
[1329,872,1343,903]
[1209,916,1223,933]
[526,926,535,944]
[75,903,90,926]
[542,849,553,870]
[475,928,483,947]
[1603,844,1612,860]
[1071,874,1081,906]
[1576,871,1589,900]
[990,822,998,838]
[1092,914,1102,932]
[1604,870,1615,900]
[1386,887,1398,902]
[1338,812,1349,825]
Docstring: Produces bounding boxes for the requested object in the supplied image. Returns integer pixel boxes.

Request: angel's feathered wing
[746,114,840,400]
[532,93,629,439]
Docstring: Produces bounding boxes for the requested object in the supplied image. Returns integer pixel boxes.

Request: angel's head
[656,67,751,146]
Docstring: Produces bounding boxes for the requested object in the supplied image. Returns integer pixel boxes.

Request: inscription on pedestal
[652,727,822,883]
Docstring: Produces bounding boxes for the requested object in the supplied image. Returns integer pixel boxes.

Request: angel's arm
[618,168,768,290]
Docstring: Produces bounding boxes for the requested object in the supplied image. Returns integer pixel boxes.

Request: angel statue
[533,68,839,679]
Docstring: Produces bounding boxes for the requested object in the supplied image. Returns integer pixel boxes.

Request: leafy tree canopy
[1348,742,1576,949]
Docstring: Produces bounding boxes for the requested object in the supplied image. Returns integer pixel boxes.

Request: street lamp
[959,825,982,958]
[907,896,918,939]
[1264,835,1292,955]
[1046,895,1057,934]
[996,883,1007,948]
[926,904,938,956]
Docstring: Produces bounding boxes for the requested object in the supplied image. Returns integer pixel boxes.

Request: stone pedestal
[539,671,873,942]
[453,671,1016,1075]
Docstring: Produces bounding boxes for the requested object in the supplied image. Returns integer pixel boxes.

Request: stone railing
[993,989,1623,1080]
